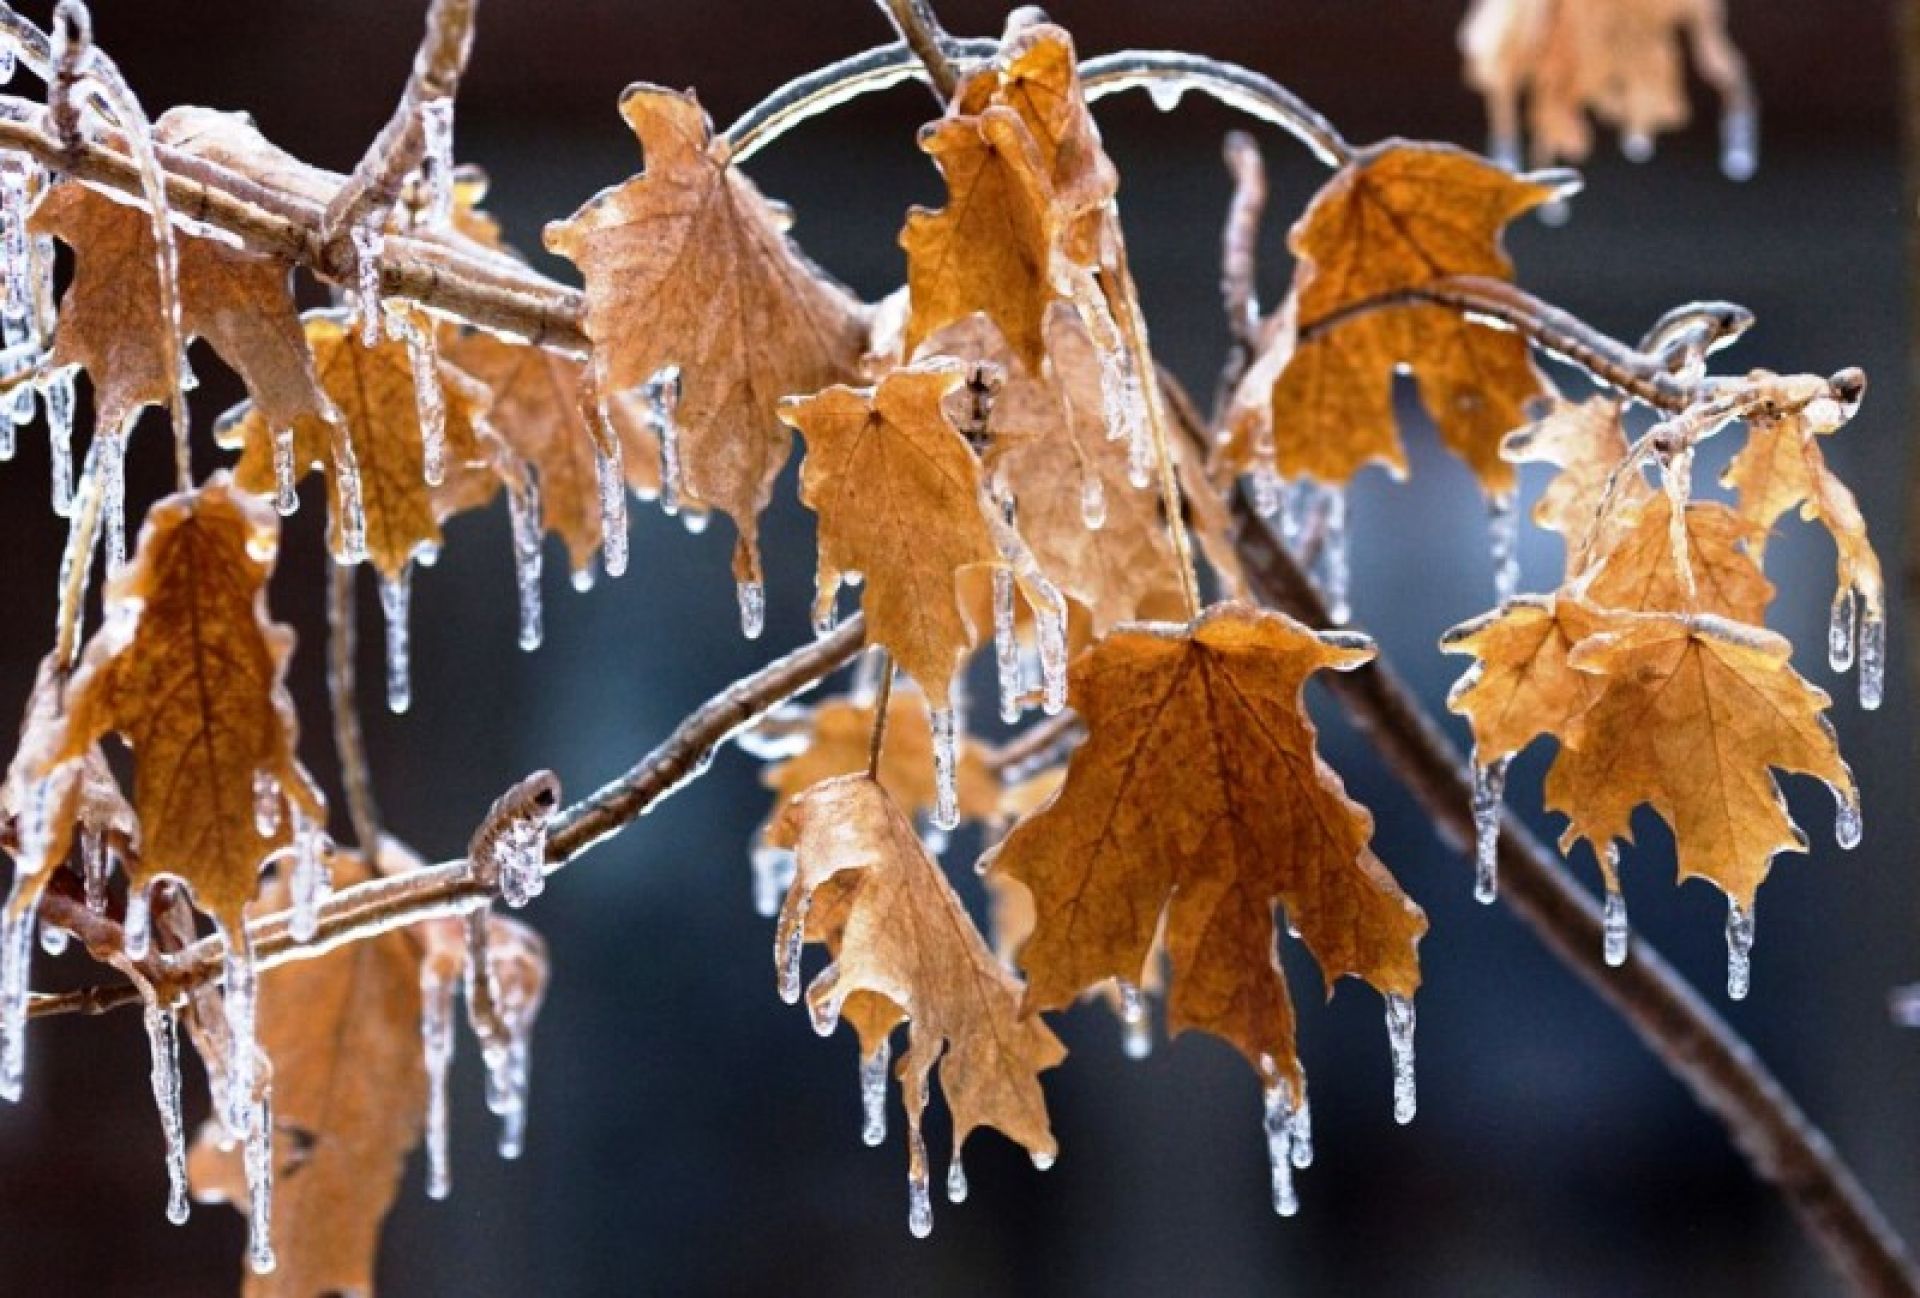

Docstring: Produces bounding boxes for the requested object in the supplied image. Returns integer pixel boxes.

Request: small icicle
[391,315,447,486]
[143,1001,191,1225]
[860,1038,890,1147]
[252,769,282,837]
[1488,492,1520,603]
[812,572,840,637]
[1859,603,1886,711]
[81,826,108,914]
[929,706,960,832]
[1385,993,1416,1125]
[571,564,597,594]
[418,96,456,225]
[1603,880,1630,968]
[489,807,551,912]
[1117,980,1151,1060]
[592,414,629,579]
[38,925,66,956]
[1057,261,1150,485]
[507,466,544,652]
[0,875,36,1102]
[1251,467,1282,519]
[271,427,299,516]
[1319,488,1351,625]
[122,884,152,960]
[1725,899,1755,1001]
[777,893,813,1005]
[1262,1084,1299,1217]
[946,1150,969,1204]
[352,225,385,347]
[43,367,76,516]
[1721,105,1759,182]
[421,964,456,1200]
[993,567,1023,724]
[1080,474,1107,530]
[907,1123,935,1239]
[486,1022,534,1161]
[0,45,13,88]
[243,1089,276,1275]
[1470,751,1509,905]
[1828,586,1858,673]
[1621,130,1655,164]
[0,157,31,324]
[333,431,369,565]
[221,932,261,1132]
[736,580,765,641]
[751,844,795,920]
[286,821,330,945]
[1289,1093,1314,1170]
[1834,786,1863,851]
[1034,595,1068,717]
[1147,80,1185,113]
[100,430,129,573]
[808,963,843,1036]
[647,369,684,516]
[379,565,413,714]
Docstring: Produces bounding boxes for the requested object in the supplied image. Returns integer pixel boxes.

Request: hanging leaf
[1443,595,1609,762]
[0,656,133,897]
[1725,407,1884,617]
[43,477,323,933]
[1583,495,1772,622]
[986,602,1425,1091]
[1500,395,1646,554]
[543,84,867,585]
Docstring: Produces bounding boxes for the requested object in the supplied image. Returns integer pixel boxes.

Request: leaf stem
[866,650,895,778]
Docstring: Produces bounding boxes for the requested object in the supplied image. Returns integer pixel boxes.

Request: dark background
[0,1,1912,1295]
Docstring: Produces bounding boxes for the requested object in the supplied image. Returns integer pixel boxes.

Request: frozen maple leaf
[1225,144,1563,495]
[1443,595,1610,763]
[221,312,500,581]
[782,360,999,709]
[544,84,866,585]
[769,775,1064,1230]
[0,656,132,904]
[443,331,660,576]
[1583,494,1772,622]
[1460,0,1751,170]
[42,477,323,934]
[985,602,1425,1092]
[31,180,329,434]
[189,848,424,1298]
[1501,395,1647,559]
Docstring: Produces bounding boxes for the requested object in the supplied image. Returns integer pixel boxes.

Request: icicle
[221,933,261,1132]
[1828,585,1857,673]
[592,411,629,579]
[0,875,35,1102]
[270,427,299,516]
[571,563,597,594]
[1859,603,1886,711]
[1385,993,1416,1125]
[507,466,544,652]
[1721,105,1758,182]
[737,580,765,641]
[907,1121,934,1239]
[993,567,1023,724]
[388,314,447,486]
[929,706,960,832]
[421,963,456,1199]
[43,368,74,518]
[1489,129,1521,172]
[0,44,13,86]
[243,1088,275,1275]
[1079,473,1107,530]
[1470,751,1509,905]
[935,1150,965,1207]
[484,1023,534,1161]
[1262,1084,1299,1217]
[1031,1150,1056,1171]
[807,963,843,1036]
[1057,261,1150,486]
[860,1038,890,1147]
[1603,880,1630,968]
[123,884,152,960]
[0,408,11,462]
[1834,786,1863,851]
[681,509,709,535]
[418,96,455,225]
[287,821,330,944]
[100,429,129,573]
[1117,980,1151,1059]
[1289,1093,1313,1170]
[252,769,282,838]
[1725,899,1755,1001]
[351,225,385,347]
[1621,130,1655,163]
[751,844,795,920]
[1251,467,1282,519]
[1034,594,1067,717]
[812,572,840,637]
[379,566,413,714]
[777,893,812,1005]
[0,156,31,325]
[38,925,65,956]
[1319,488,1351,625]
[1280,479,1314,552]
[1488,492,1519,603]
[333,430,369,565]
[143,1001,190,1225]
[81,826,108,914]
[647,369,684,516]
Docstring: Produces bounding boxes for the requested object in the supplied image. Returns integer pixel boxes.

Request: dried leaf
[0,656,132,898]
[222,313,500,580]
[770,776,1064,1175]
[32,180,329,433]
[987,602,1425,1090]
[1501,395,1645,553]
[189,849,424,1298]
[1443,595,1608,762]
[782,361,998,708]
[543,84,866,583]
[1725,410,1884,612]
[1583,495,1772,621]
[46,477,323,932]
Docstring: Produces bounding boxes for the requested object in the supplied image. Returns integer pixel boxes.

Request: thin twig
[872,0,960,102]
[865,650,895,778]
[327,557,382,853]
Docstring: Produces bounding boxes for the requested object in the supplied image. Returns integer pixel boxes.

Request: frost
[1385,993,1416,1125]
[421,961,456,1200]
[929,705,960,832]
[378,565,413,715]
[143,1001,191,1225]
[1470,750,1509,905]
[1725,899,1755,1001]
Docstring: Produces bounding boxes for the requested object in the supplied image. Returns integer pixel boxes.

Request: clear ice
[1725,900,1755,1001]
[1471,751,1509,905]
[860,1038,890,1147]
[507,465,544,651]
[993,567,1023,724]
[929,705,960,832]
[421,962,456,1200]
[143,1001,191,1224]
[1385,993,1416,1125]
[379,566,413,714]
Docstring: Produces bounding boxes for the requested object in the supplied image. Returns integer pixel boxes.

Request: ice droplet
[1262,1084,1300,1216]
[143,1001,191,1225]
[1030,1150,1056,1171]
[1721,105,1758,182]
[1471,751,1509,905]
[860,1038,890,1147]
[351,224,385,348]
[271,427,299,516]
[418,95,455,225]
[252,769,282,838]
[507,464,544,651]
[1385,993,1416,1125]
[777,892,812,1005]
[1603,879,1630,968]
[1319,488,1351,625]
[1621,130,1655,163]
[993,567,1023,725]
[1828,586,1857,673]
[751,843,795,920]
[38,924,65,957]
[929,705,960,832]
[123,885,152,961]
[1488,491,1519,603]
[1080,474,1107,530]
[0,874,36,1101]
[421,962,456,1200]
[1725,900,1755,1001]
[1488,129,1521,172]
[907,1124,935,1239]
[1834,786,1863,851]
[736,580,765,641]
[1147,80,1184,112]
[1859,604,1885,711]
[570,563,597,594]
[44,368,76,518]
[946,1150,970,1203]
[82,826,108,914]
[379,566,413,714]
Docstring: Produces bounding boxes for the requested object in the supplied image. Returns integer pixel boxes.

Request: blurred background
[0,1,1910,1294]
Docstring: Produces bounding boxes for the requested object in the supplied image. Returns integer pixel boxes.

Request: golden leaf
[0,656,132,900]
[543,84,866,584]
[1230,144,1559,493]
[222,313,499,581]
[1500,394,1645,560]
[47,477,323,933]
[1442,595,1608,762]
[986,602,1425,1090]
[31,180,329,433]
[1725,410,1884,613]
[769,775,1064,1190]
[1583,495,1772,622]
[188,849,424,1298]
[782,361,999,708]
[443,332,660,575]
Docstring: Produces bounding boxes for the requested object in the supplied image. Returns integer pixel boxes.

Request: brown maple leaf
[221,312,500,581]
[986,602,1426,1091]
[443,331,660,576]
[31,180,329,435]
[782,360,999,709]
[769,774,1065,1220]
[0,656,133,903]
[1500,394,1647,559]
[1582,494,1773,622]
[1725,408,1884,621]
[189,848,424,1298]
[1443,595,1610,763]
[43,477,324,934]
[543,84,866,585]
[1225,144,1561,495]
